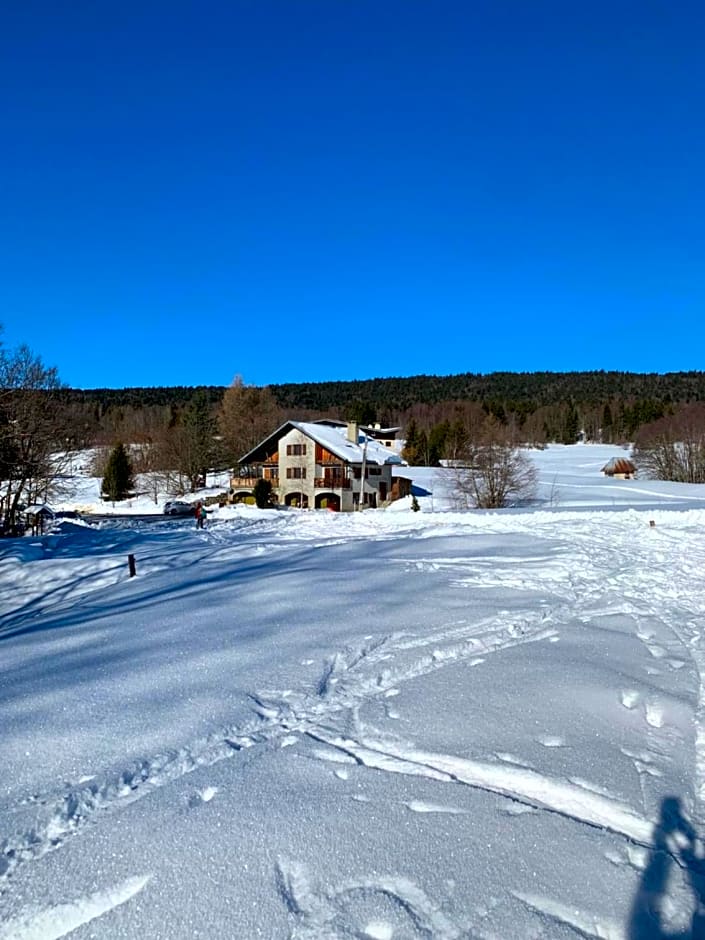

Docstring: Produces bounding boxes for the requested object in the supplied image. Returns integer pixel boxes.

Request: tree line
[52,369,705,449]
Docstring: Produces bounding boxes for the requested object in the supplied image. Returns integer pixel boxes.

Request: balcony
[231,475,278,488]
[314,477,350,489]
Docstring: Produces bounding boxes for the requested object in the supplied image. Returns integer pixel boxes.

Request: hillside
[55,369,705,448]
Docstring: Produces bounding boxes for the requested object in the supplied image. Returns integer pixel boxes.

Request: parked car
[163,500,194,516]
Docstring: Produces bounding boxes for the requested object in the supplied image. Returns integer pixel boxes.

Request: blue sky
[1,1,704,390]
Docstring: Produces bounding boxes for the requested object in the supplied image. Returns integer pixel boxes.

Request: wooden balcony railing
[230,476,278,488]
[314,477,350,489]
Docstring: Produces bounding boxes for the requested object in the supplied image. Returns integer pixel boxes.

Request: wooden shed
[601,458,637,480]
[23,504,56,535]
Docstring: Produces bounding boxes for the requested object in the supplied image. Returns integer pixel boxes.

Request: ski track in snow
[0,874,150,940]
[3,507,705,935]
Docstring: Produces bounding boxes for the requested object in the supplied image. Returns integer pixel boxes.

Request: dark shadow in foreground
[629,796,705,939]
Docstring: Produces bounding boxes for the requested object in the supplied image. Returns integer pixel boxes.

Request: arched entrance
[285,491,309,508]
[315,492,340,511]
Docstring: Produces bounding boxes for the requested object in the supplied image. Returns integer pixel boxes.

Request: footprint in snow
[405,800,468,815]
[620,689,640,709]
[362,921,394,940]
[537,735,565,748]
[187,786,218,808]
[645,702,665,729]
[502,802,537,817]
[621,746,664,778]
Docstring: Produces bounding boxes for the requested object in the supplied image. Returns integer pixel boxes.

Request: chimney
[346,421,358,443]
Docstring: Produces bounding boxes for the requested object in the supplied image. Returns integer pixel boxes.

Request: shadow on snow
[629,796,705,939]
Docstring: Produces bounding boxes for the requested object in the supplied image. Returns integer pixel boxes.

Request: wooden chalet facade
[230,421,404,512]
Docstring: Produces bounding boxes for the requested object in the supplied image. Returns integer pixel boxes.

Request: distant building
[601,457,637,479]
[231,421,404,511]
[312,419,401,450]
[23,504,55,535]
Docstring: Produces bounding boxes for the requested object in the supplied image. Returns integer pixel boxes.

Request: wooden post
[128,553,136,577]
[649,520,656,528]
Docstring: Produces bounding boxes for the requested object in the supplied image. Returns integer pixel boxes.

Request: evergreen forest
[55,370,705,453]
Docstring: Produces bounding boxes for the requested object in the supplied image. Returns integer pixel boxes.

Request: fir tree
[562,403,580,444]
[102,443,134,501]
[402,419,421,465]
[346,400,377,426]
[602,403,613,443]
[178,390,216,491]
[253,478,273,508]
[427,421,450,467]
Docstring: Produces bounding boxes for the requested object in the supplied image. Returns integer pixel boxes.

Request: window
[286,443,307,456]
[286,467,306,479]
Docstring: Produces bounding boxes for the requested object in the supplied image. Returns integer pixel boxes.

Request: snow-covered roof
[23,504,55,515]
[363,425,401,436]
[293,421,402,465]
[239,421,403,466]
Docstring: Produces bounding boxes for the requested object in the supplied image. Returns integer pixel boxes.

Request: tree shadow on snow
[629,796,705,939]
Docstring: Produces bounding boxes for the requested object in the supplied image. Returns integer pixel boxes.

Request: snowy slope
[2,445,705,938]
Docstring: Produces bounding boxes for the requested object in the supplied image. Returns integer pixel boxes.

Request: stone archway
[285,491,309,509]
[315,492,340,511]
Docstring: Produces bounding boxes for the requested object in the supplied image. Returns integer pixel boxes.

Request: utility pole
[358,432,368,510]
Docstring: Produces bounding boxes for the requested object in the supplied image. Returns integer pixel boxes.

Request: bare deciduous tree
[131,441,174,503]
[0,337,74,533]
[448,419,538,510]
[632,404,705,483]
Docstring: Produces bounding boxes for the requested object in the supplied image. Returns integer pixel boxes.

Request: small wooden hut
[601,457,637,480]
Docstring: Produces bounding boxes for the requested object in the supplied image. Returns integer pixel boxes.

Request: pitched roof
[239,421,403,466]
[601,457,637,475]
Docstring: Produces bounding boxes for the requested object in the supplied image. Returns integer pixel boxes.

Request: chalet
[231,421,404,511]
[601,457,637,479]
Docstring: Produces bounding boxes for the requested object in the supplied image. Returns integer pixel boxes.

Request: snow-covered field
[3,444,705,939]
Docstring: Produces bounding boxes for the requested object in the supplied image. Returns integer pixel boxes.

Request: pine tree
[179,391,216,491]
[102,443,134,501]
[562,403,580,444]
[253,478,273,508]
[346,400,377,427]
[401,419,421,465]
[602,403,613,443]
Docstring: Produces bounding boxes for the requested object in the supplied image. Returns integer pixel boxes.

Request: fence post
[128,553,136,577]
